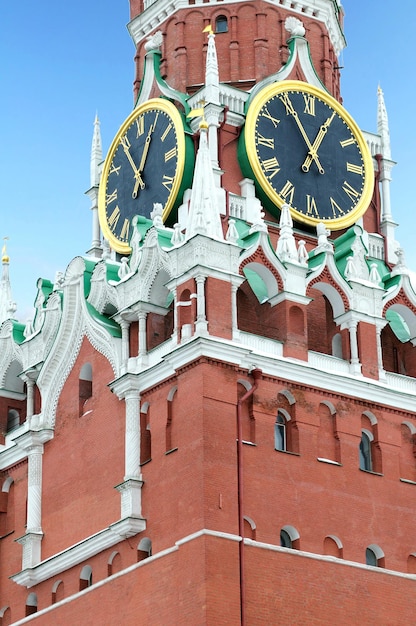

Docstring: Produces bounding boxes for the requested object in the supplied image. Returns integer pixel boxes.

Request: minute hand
[290,110,325,175]
[301,111,336,173]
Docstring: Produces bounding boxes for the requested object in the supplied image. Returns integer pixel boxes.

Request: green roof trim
[158,228,174,249]
[105,262,122,284]
[33,278,54,308]
[73,257,101,300]
[308,249,327,270]
[12,320,26,344]
[386,309,411,343]
[85,301,121,338]
[243,267,269,303]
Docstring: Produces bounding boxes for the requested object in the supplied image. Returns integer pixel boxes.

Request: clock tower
[1,1,416,625]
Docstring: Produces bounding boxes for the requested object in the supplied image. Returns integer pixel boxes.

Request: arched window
[323,535,343,558]
[243,516,256,540]
[137,537,152,562]
[0,605,11,625]
[359,412,382,473]
[274,411,287,451]
[6,409,20,432]
[79,363,93,416]
[359,430,373,471]
[79,565,93,591]
[108,551,122,576]
[25,593,37,616]
[166,386,178,453]
[365,544,384,568]
[140,402,151,464]
[51,580,64,604]
[400,422,416,483]
[280,525,300,549]
[215,15,228,33]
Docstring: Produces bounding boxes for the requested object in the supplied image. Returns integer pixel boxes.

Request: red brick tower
[1,1,416,624]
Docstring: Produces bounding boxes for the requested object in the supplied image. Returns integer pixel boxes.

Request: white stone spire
[205,29,220,106]
[85,113,103,257]
[185,123,224,241]
[276,204,298,262]
[0,239,17,324]
[377,87,398,263]
[377,86,391,160]
[90,113,103,187]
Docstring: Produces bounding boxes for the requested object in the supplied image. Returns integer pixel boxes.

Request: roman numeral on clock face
[261,157,280,179]
[105,189,118,207]
[346,162,363,175]
[162,175,174,191]
[165,147,177,162]
[306,195,319,217]
[108,206,120,230]
[256,133,275,149]
[260,106,280,128]
[342,180,360,204]
[303,94,316,116]
[279,180,295,205]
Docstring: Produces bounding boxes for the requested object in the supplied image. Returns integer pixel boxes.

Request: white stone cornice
[128,0,345,56]
[11,516,146,588]
[125,331,416,413]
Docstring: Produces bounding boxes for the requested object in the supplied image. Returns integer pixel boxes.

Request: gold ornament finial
[2,237,10,263]
[202,24,214,36]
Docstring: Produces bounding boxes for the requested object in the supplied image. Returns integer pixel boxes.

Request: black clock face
[242,81,374,229]
[99,99,186,253]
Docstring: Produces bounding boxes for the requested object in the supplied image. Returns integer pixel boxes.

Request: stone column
[120,319,130,374]
[347,321,361,375]
[26,379,35,419]
[114,387,143,519]
[195,275,208,335]
[231,283,240,340]
[15,431,53,569]
[138,311,148,358]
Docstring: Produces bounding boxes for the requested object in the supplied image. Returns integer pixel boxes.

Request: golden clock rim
[98,98,186,254]
[244,80,375,230]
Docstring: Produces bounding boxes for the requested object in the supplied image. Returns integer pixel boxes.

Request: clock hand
[132,115,158,199]
[301,111,336,173]
[119,136,146,195]
[281,94,325,174]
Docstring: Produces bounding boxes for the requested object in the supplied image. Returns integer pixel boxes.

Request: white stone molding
[11,516,146,588]
[128,0,345,57]
[36,257,121,429]
[88,260,120,315]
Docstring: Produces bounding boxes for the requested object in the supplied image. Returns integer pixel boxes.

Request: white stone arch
[277,408,291,423]
[242,261,279,302]
[237,378,252,393]
[402,420,416,435]
[320,400,336,416]
[362,410,378,426]
[308,281,346,319]
[2,476,14,492]
[326,534,343,548]
[36,257,121,428]
[167,385,178,402]
[0,358,24,394]
[366,543,385,562]
[149,268,172,308]
[277,388,296,406]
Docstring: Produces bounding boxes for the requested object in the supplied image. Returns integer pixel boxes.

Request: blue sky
[1,1,415,321]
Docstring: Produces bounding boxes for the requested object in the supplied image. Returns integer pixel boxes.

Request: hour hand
[301,111,336,173]
[291,111,325,175]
